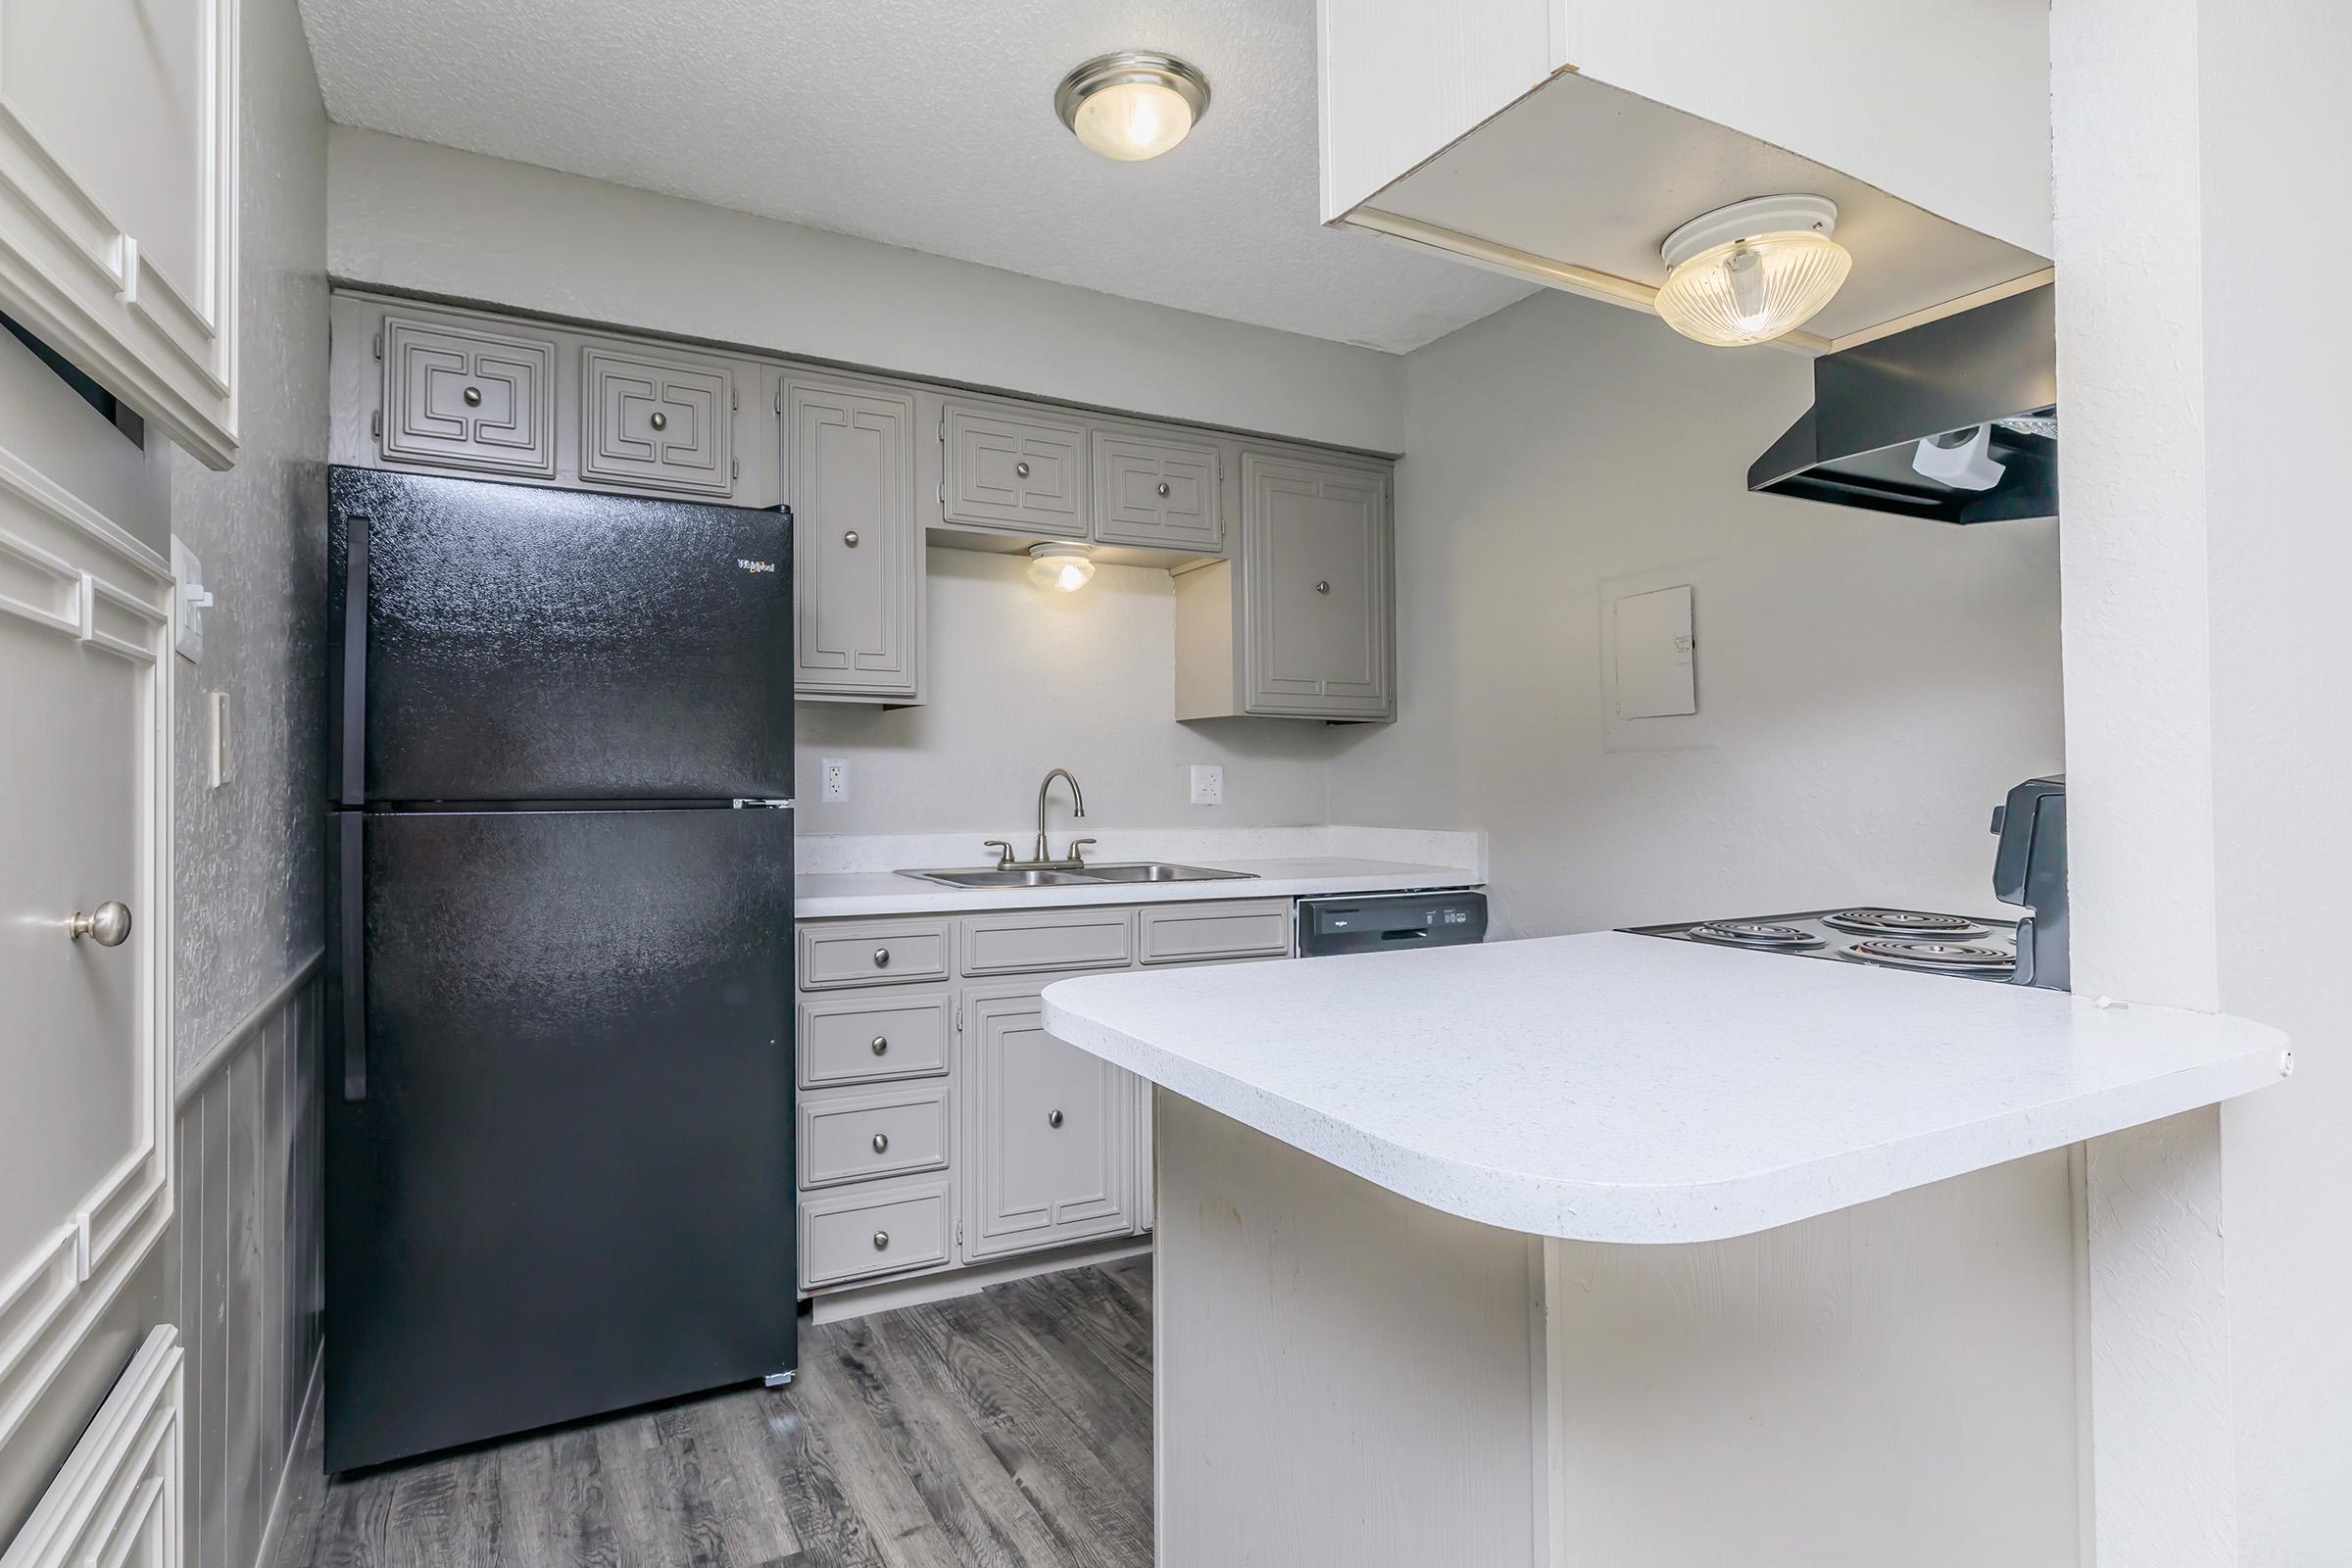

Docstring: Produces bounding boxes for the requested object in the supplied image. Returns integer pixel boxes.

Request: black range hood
[1749,283,2056,524]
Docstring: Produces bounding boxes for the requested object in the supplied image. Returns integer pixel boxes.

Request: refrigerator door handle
[339,812,368,1102]
[339,513,369,806]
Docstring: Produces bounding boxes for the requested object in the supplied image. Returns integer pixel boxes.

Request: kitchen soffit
[1358,73,2052,349]
[294,0,1537,354]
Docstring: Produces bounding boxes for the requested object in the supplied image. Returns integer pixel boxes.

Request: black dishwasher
[1294,890,1489,956]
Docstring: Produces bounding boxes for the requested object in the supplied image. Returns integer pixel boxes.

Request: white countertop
[1042,932,2291,1245]
[796,857,1481,919]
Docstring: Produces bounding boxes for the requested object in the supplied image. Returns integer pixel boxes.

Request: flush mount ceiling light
[1055,51,1210,162]
[1029,542,1097,593]
[1654,195,1852,348]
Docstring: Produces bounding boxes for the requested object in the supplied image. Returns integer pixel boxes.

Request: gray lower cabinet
[579,342,737,497]
[801,1176,955,1291]
[787,375,924,704]
[959,975,1138,1261]
[942,401,1087,538]
[378,314,558,479]
[1093,429,1222,554]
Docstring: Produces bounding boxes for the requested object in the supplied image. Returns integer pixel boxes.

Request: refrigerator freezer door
[324,805,795,1471]
[328,466,792,803]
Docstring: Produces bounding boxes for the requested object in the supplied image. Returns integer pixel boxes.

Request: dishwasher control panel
[1295,890,1488,956]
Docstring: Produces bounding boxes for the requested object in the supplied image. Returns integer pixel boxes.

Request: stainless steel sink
[900,867,1102,889]
[896,861,1255,889]
[1077,862,1253,883]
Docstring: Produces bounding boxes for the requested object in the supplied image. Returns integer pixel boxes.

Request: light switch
[1611,584,1697,719]
[209,691,232,788]
[171,536,212,662]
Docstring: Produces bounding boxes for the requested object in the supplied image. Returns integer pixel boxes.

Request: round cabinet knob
[1015,461,1031,478]
[1047,1108,1064,1129]
[871,1132,890,1154]
[68,901,133,947]
[650,410,668,431]
[872,1230,890,1250]
[870,1035,890,1056]
[1155,481,1171,498]
[844,530,860,549]
[871,947,890,967]
[1315,580,1331,594]
[462,385,482,408]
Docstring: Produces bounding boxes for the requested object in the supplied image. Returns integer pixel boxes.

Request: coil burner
[1821,908,1988,940]
[1685,921,1825,950]
[1839,940,2017,975]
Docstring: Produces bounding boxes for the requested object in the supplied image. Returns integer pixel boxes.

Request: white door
[0,425,174,1470]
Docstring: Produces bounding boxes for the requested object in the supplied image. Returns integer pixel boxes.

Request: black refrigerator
[323,466,797,1473]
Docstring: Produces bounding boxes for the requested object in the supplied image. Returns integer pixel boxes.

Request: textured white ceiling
[295,0,1536,353]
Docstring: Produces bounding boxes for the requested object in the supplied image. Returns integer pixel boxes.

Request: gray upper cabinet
[961,978,1137,1261]
[787,375,924,704]
[941,402,1087,538]
[1092,430,1223,555]
[379,315,558,479]
[579,343,737,498]
[1244,453,1393,716]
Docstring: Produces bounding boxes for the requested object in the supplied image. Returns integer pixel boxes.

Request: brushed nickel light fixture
[1654,195,1852,347]
[1055,51,1210,162]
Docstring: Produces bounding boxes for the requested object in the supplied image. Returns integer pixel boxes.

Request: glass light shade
[1654,230,1852,348]
[1071,81,1194,161]
[1056,52,1210,163]
[1028,543,1096,592]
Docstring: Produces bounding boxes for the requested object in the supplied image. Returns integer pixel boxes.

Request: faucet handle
[1066,838,1098,867]
[982,840,1015,869]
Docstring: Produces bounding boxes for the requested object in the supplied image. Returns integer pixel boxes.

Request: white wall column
[2055,0,2352,1562]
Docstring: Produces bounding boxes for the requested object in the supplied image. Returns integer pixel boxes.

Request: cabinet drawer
[943,402,1087,537]
[800,1084,951,1187]
[961,907,1134,976]
[1093,431,1222,554]
[800,919,952,989]
[580,343,737,497]
[379,314,558,478]
[802,1176,953,1289]
[799,988,953,1087]
[1140,900,1294,963]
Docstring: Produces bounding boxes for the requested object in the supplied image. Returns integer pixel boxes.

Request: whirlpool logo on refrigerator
[735,558,777,574]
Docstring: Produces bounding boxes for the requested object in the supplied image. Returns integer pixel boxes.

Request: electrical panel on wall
[1600,567,1714,754]
[1611,585,1696,719]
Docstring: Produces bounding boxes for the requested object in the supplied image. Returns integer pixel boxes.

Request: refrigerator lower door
[328,466,793,804]
[325,805,795,1471]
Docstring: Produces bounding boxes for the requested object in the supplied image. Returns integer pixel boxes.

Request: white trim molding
[0,0,241,466]
[0,1327,182,1568]
[0,439,175,1459]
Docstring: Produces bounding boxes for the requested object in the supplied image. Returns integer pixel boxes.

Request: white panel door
[0,0,241,466]
[0,441,173,1456]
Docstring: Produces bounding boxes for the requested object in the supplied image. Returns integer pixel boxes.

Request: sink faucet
[1032,767,1092,867]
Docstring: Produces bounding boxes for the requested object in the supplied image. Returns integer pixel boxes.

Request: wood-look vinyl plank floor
[271,1260,1153,1568]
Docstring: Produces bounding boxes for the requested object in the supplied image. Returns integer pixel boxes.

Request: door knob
[462,385,482,407]
[871,1132,890,1153]
[844,530,860,548]
[1047,1108,1064,1129]
[650,411,668,431]
[1155,481,1170,497]
[871,1036,890,1055]
[69,902,132,947]
[872,1231,890,1250]
[871,947,890,967]
[1315,580,1330,594]
[1015,461,1031,478]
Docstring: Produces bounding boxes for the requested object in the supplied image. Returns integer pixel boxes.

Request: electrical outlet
[209,692,232,788]
[1190,764,1224,807]
[821,757,851,803]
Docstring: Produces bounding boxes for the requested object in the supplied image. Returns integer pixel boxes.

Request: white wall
[2198,2,2352,1561]
[326,127,1405,455]
[1329,288,2066,939]
[797,549,1339,838]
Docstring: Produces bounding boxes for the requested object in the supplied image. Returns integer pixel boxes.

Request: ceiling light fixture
[1654,195,1852,348]
[1028,542,1097,593]
[1055,51,1210,162]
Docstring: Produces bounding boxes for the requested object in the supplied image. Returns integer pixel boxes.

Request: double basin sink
[899,862,1255,890]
